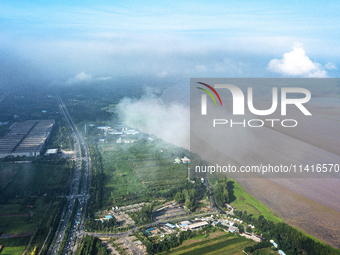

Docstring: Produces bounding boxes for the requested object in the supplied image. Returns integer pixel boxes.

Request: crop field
[160,233,253,255]
[0,236,31,247]
[1,162,72,198]
[0,158,71,250]
[0,198,46,236]
[0,199,23,215]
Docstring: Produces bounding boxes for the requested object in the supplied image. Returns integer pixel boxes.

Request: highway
[48,95,92,255]
[47,95,226,254]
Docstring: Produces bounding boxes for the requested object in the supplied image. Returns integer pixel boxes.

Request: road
[48,95,92,255]
[204,178,227,215]
[47,95,225,254]
[86,211,221,239]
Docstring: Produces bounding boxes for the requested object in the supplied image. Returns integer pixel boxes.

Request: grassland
[226,179,282,222]
[100,104,117,111]
[0,237,30,255]
[159,233,253,255]
[207,175,282,222]
[96,138,192,207]
[0,236,30,247]
[0,246,26,255]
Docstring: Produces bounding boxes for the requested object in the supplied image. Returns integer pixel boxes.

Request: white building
[45,149,58,155]
[188,221,208,230]
[123,130,139,135]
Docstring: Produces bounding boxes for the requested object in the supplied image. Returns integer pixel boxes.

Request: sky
[0,0,339,89]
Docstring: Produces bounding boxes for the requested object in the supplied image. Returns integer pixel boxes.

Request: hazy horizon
[1,0,340,91]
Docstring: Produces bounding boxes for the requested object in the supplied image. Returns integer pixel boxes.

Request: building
[165,223,176,229]
[45,148,58,155]
[97,126,111,130]
[108,131,123,135]
[0,121,9,126]
[180,220,192,226]
[123,129,139,135]
[278,250,286,255]
[0,120,55,158]
[188,221,208,230]
[181,156,191,163]
[177,220,193,229]
[124,139,136,143]
[134,241,142,246]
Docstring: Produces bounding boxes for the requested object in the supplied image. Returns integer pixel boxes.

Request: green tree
[174,192,183,202]
[185,199,192,211]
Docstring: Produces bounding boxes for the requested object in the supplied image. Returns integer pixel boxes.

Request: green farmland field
[159,233,253,255]
[0,246,26,255]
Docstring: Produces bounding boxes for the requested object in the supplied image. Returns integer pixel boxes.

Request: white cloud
[66,72,92,84]
[325,62,337,70]
[75,72,92,81]
[116,95,190,149]
[65,72,112,84]
[268,43,328,77]
[96,76,112,81]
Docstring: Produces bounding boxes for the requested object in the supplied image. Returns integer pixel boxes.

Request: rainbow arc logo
[196,82,222,106]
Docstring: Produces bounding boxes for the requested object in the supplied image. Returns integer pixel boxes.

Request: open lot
[153,205,186,221]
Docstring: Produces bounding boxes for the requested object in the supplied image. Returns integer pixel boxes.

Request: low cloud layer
[268,43,332,77]
[325,62,337,70]
[115,94,190,149]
